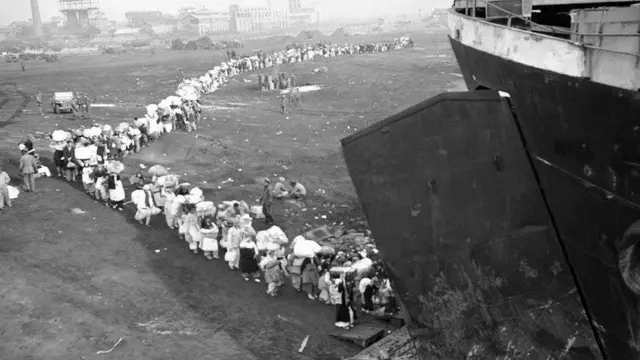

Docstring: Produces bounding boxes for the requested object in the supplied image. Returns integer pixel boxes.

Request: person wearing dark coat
[334,275,357,328]
[238,236,260,282]
[362,277,379,313]
[62,140,76,182]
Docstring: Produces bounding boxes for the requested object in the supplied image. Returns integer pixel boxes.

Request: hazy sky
[2,0,451,26]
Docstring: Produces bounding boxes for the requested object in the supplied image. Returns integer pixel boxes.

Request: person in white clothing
[133,184,161,227]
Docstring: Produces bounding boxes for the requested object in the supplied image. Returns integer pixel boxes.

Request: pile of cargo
[297,225,385,279]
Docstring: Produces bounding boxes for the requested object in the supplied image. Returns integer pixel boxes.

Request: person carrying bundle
[301,256,320,300]
[200,216,220,260]
[181,205,202,254]
[133,184,161,227]
[260,246,289,297]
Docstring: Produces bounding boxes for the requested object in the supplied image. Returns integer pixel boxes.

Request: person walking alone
[0,164,12,210]
[280,95,288,114]
[35,92,42,114]
[259,177,275,225]
[19,149,37,193]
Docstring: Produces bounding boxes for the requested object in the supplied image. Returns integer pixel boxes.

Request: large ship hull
[342,91,603,359]
[449,35,640,359]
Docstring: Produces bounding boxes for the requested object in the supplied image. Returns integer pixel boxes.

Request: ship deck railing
[453,0,640,59]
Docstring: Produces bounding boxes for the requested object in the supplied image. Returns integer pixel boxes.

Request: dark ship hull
[342,38,640,358]
[449,36,640,359]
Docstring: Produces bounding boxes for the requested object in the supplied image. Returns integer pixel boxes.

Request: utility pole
[31,0,43,36]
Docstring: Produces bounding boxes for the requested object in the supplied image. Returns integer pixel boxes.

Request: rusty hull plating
[341,91,603,359]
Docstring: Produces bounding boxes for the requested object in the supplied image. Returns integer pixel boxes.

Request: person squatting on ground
[0,165,12,210]
[273,177,288,199]
[289,180,306,199]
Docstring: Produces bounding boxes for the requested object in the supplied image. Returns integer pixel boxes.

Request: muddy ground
[0,29,461,360]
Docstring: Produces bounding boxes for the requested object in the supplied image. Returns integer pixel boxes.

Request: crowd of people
[7,35,411,328]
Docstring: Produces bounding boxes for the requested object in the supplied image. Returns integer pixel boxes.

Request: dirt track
[0,29,461,360]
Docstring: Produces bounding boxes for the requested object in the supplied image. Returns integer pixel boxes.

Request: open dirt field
[0,29,461,360]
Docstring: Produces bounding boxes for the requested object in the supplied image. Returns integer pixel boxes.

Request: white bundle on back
[158,99,172,110]
[131,189,145,207]
[256,230,271,251]
[116,122,129,133]
[350,258,374,274]
[250,205,264,219]
[49,140,65,151]
[51,130,70,142]
[185,194,202,204]
[189,187,203,198]
[146,104,158,116]
[195,201,216,217]
[82,127,101,139]
[266,226,288,245]
[293,236,321,258]
[75,145,96,160]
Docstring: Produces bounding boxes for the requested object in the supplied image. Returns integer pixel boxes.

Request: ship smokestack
[30,0,43,36]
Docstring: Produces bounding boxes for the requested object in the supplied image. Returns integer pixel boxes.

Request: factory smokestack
[30,0,43,36]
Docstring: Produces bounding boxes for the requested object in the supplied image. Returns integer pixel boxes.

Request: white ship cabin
[449,0,640,90]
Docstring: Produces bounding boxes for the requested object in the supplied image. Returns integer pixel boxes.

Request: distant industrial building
[229,4,288,32]
[288,0,317,25]
[0,28,10,41]
[90,14,115,32]
[125,11,164,27]
[58,0,99,30]
[181,11,230,35]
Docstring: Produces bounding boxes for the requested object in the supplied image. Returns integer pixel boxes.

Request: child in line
[200,216,220,260]
[318,264,331,304]
[260,247,289,296]
[301,256,320,300]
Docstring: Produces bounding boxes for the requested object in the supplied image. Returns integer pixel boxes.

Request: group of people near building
[6,35,410,327]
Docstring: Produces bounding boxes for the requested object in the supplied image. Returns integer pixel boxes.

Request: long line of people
[38,36,410,328]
